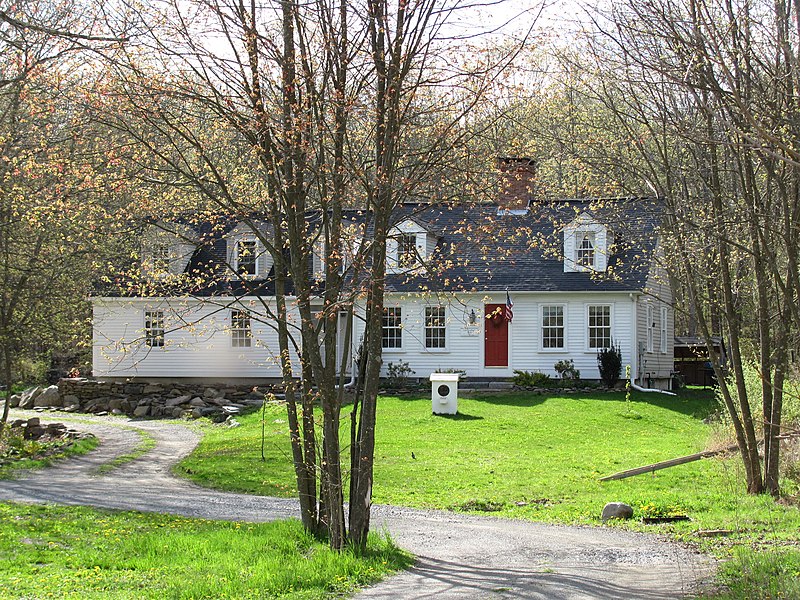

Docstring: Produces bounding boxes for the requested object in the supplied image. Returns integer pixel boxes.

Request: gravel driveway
[0,412,714,599]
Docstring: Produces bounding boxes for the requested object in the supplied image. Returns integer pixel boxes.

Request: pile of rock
[6,417,92,442]
[6,380,275,421]
[12,385,61,409]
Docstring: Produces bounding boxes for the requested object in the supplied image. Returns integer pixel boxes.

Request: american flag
[505,290,514,322]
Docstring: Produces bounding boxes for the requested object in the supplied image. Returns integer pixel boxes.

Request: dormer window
[235,240,257,277]
[398,234,418,268]
[226,222,272,280]
[577,233,595,268]
[563,213,608,273]
[148,244,170,274]
[142,222,197,278]
[387,219,437,273]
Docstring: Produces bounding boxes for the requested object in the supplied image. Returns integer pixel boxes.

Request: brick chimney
[497,157,535,211]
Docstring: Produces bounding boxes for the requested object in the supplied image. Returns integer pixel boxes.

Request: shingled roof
[98,197,661,298]
[385,198,661,293]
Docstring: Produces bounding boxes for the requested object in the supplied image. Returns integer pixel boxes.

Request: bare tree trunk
[275,244,319,532]
[349,213,388,549]
[0,343,11,439]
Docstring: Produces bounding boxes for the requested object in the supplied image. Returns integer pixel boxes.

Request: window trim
[585,304,612,351]
[540,303,567,352]
[397,233,418,269]
[660,306,668,354]
[423,305,448,352]
[382,306,403,352]
[576,232,596,268]
[234,238,259,278]
[144,310,165,348]
[230,309,253,348]
[150,244,170,274]
[646,303,654,353]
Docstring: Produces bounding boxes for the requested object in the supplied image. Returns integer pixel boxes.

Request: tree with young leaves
[0,0,131,437]
[103,0,528,548]
[569,0,800,495]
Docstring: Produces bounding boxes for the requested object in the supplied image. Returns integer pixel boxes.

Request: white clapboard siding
[92,297,299,379]
[637,245,674,385]
[95,289,656,382]
[354,291,637,380]
[257,248,273,278]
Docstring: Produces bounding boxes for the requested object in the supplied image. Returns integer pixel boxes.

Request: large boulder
[602,502,634,522]
[7,394,21,408]
[18,387,42,409]
[33,385,61,408]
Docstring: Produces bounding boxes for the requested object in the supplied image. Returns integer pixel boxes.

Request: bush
[386,361,415,389]
[13,357,47,386]
[436,368,467,381]
[597,342,622,388]
[554,359,580,381]
[513,370,551,387]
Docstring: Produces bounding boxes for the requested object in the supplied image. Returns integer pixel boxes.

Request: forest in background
[1,0,798,543]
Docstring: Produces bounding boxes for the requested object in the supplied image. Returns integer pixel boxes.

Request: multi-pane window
[587,305,611,349]
[397,234,417,268]
[236,240,257,276]
[231,310,252,348]
[660,306,668,354]
[577,233,595,267]
[382,307,402,349]
[424,306,446,349]
[541,305,565,349]
[646,304,654,353]
[144,311,165,348]
[151,245,170,273]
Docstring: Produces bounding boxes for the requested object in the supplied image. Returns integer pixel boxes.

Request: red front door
[484,304,509,367]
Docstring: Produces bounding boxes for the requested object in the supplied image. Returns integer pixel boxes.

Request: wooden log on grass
[599,444,739,482]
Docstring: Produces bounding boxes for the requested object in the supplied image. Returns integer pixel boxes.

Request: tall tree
[105,0,526,548]
[576,0,800,494]
[0,0,129,436]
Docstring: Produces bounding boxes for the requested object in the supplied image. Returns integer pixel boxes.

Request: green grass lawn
[178,388,800,598]
[0,502,411,599]
[178,389,757,525]
[0,433,99,479]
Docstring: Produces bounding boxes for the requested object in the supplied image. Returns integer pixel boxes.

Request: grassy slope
[0,502,411,599]
[0,436,99,479]
[179,389,748,524]
[178,389,800,598]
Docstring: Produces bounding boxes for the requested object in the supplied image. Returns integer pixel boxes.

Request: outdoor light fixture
[468,309,477,325]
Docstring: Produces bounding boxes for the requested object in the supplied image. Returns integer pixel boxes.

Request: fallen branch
[599,443,739,481]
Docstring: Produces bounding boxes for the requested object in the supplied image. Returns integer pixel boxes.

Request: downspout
[335,311,357,390]
[341,356,357,389]
[629,292,675,396]
[631,380,675,395]
[630,292,638,387]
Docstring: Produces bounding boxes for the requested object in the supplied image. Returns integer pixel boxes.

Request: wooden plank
[599,444,739,482]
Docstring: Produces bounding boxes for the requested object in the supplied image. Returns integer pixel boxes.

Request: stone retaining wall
[10,379,275,421]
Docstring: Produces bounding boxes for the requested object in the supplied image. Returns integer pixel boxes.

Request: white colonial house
[92,165,674,389]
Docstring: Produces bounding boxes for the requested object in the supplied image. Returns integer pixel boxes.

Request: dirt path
[0,412,714,599]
